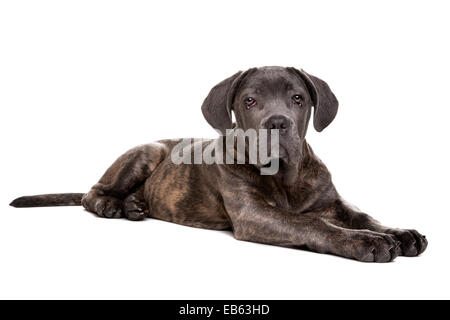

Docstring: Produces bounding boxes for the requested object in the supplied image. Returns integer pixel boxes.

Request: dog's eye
[292,94,303,105]
[245,97,257,109]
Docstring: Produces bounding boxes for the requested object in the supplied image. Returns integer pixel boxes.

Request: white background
[1,0,449,299]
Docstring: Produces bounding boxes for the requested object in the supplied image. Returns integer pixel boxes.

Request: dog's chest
[264,190,289,210]
[262,179,318,213]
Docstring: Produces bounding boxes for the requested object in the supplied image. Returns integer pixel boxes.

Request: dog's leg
[223,195,400,262]
[330,199,428,257]
[82,143,167,219]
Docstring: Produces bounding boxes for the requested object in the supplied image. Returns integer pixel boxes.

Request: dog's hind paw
[123,194,147,221]
[81,193,123,219]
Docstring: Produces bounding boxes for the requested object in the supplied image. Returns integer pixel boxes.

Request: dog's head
[201,66,338,181]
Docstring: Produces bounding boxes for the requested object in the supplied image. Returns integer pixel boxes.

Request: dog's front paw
[350,231,401,263]
[385,229,428,256]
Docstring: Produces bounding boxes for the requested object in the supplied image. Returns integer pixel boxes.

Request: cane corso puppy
[10,66,427,262]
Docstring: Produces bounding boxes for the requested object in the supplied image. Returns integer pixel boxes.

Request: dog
[10,66,427,262]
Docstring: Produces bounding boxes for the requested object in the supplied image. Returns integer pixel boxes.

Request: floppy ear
[201,70,248,135]
[288,68,339,132]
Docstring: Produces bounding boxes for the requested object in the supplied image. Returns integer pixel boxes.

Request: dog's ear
[201,70,251,135]
[288,68,339,132]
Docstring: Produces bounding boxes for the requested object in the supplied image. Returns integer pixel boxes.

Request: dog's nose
[263,115,291,134]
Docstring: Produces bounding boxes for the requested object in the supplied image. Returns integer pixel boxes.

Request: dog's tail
[9,193,85,208]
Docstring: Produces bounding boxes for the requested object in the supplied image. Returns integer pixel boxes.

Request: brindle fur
[10,66,427,262]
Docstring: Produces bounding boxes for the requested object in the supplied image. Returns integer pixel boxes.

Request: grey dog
[10,66,427,262]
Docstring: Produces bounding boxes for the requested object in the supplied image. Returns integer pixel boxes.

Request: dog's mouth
[225,127,302,171]
[277,144,289,161]
[257,141,301,179]
[266,139,300,164]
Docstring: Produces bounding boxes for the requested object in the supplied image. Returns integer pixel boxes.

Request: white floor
[0,202,447,300]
